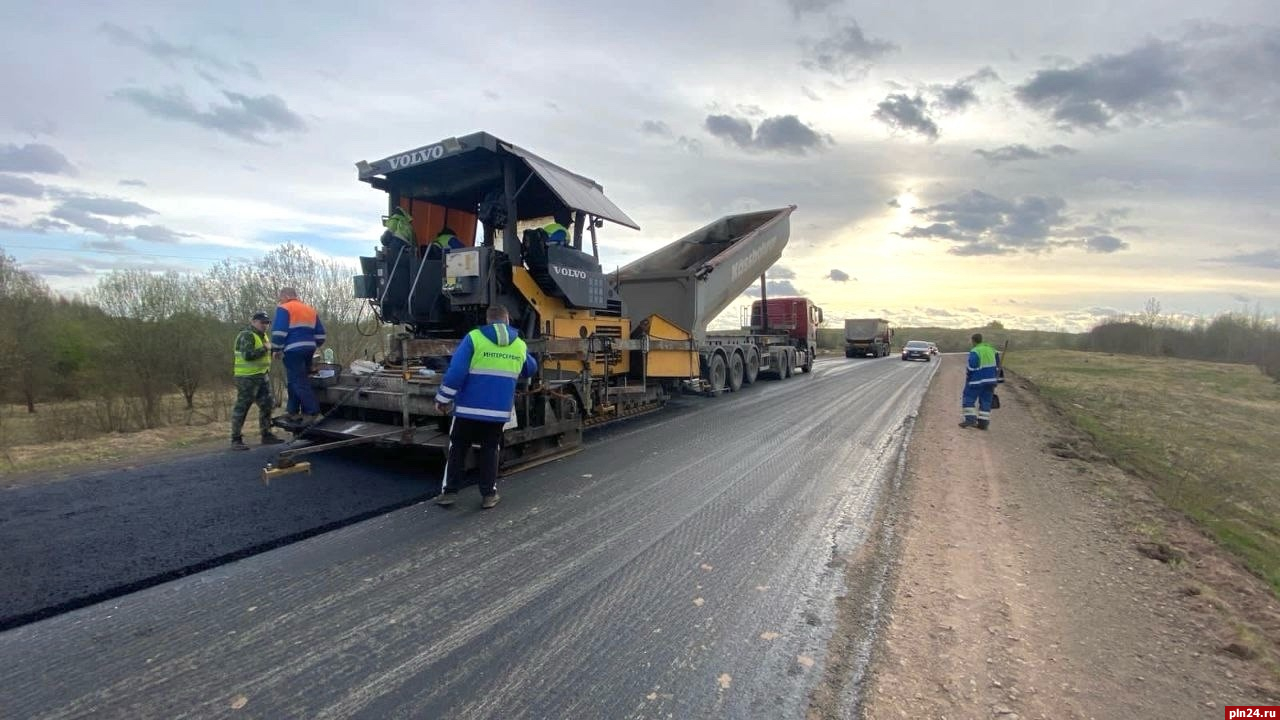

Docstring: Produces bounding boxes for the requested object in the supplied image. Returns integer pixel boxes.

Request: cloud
[930,67,999,112]
[743,279,803,297]
[1014,25,1280,130]
[639,120,673,137]
[800,86,822,101]
[1092,207,1130,224]
[0,143,76,175]
[1084,235,1129,253]
[705,114,755,148]
[0,173,47,198]
[886,197,900,208]
[828,268,852,281]
[41,206,188,244]
[119,179,148,187]
[131,225,192,244]
[83,238,131,253]
[1015,40,1185,129]
[802,21,898,78]
[973,143,1077,164]
[770,264,797,279]
[786,0,841,16]
[676,136,704,154]
[897,222,964,240]
[704,114,832,154]
[28,217,71,233]
[114,86,307,143]
[754,115,831,153]
[898,189,1129,256]
[100,23,259,79]
[7,192,189,245]
[18,254,197,280]
[1211,248,1280,270]
[48,206,129,236]
[872,94,938,139]
[55,195,155,218]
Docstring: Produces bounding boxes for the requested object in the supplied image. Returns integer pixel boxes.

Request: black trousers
[442,417,504,496]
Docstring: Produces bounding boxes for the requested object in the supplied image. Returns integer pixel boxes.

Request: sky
[0,0,1277,332]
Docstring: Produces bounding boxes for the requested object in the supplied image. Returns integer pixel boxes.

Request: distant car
[902,340,932,362]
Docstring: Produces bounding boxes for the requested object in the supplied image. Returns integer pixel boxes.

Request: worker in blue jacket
[433,305,538,509]
[959,332,999,430]
[270,287,326,423]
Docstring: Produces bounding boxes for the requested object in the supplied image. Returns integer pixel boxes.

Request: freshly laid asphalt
[1,356,937,719]
[0,443,436,629]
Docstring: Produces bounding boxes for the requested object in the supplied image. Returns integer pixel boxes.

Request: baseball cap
[252,311,270,322]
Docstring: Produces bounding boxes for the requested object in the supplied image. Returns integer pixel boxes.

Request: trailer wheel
[707,353,727,394]
[727,351,744,392]
[783,351,793,378]
[743,348,760,385]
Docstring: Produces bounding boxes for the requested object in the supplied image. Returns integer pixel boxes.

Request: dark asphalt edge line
[805,409,917,720]
[0,493,434,633]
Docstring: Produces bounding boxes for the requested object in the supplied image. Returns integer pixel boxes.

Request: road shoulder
[861,355,1279,719]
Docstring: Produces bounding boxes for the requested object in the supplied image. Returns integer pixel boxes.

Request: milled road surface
[1,356,936,719]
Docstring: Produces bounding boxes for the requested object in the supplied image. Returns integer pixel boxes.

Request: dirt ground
[861,355,1280,719]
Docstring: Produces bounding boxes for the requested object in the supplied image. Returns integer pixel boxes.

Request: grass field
[0,388,243,479]
[1006,350,1280,595]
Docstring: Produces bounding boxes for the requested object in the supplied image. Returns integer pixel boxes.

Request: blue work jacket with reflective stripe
[966,342,999,385]
[435,323,539,423]
[271,299,327,354]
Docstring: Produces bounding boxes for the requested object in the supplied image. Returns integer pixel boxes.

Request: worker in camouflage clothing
[230,311,285,450]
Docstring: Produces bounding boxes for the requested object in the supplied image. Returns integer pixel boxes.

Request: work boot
[282,412,302,423]
[958,418,979,429]
[481,493,501,510]
[300,413,322,425]
[260,433,285,445]
[434,491,458,507]
[230,438,250,451]
[976,420,990,431]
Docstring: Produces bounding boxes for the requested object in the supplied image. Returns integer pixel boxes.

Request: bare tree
[0,250,56,412]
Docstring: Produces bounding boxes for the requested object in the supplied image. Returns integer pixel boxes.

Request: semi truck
[268,132,822,476]
[844,318,892,358]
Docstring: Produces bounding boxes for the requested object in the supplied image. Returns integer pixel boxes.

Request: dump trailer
[267,132,817,477]
[614,212,821,391]
[844,318,892,358]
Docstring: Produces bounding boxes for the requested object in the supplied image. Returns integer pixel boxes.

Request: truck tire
[743,348,760,385]
[783,350,793,378]
[801,348,813,373]
[728,351,744,392]
[707,353,727,393]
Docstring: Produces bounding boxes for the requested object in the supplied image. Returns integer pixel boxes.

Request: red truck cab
[748,297,824,353]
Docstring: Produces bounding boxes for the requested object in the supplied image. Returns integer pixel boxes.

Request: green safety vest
[973,342,998,369]
[233,329,271,377]
[543,222,568,243]
[384,211,413,242]
[468,325,527,378]
[434,232,458,249]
